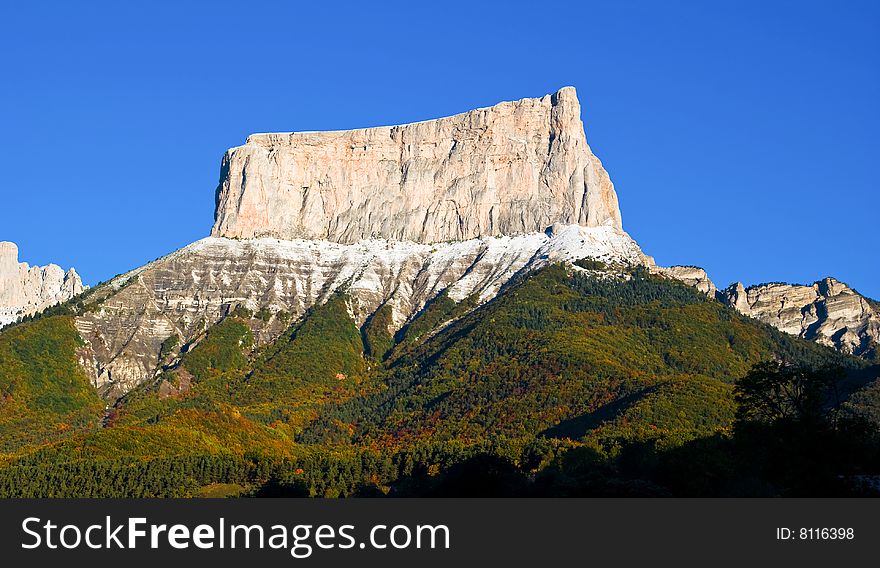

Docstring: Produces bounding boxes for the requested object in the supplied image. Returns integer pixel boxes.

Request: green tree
[734,361,843,430]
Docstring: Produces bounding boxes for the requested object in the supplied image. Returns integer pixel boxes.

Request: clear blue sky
[1,1,877,297]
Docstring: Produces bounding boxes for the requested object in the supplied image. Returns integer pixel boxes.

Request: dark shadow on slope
[839,364,880,398]
[540,386,660,440]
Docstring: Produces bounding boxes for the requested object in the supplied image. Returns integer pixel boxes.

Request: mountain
[0,241,85,328]
[9,88,873,405]
[64,87,647,401]
[0,87,877,498]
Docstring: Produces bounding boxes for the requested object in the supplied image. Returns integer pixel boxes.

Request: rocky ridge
[657,265,879,359]
[721,278,879,358]
[0,241,85,327]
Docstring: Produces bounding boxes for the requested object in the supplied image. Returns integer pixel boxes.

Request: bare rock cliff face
[211,86,622,244]
[721,278,879,358]
[0,241,85,327]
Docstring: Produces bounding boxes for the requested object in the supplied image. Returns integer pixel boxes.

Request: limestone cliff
[0,241,85,327]
[721,278,879,358]
[211,87,622,244]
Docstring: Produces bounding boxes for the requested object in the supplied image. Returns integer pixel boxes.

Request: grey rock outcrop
[720,278,879,358]
[211,87,622,244]
[0,241,85,327]
[652,265,717,298]
[722,281,750,313]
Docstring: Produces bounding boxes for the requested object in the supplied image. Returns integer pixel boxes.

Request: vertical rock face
[720,278,880,358]
[212,87,622,243]
[0,241,85,327]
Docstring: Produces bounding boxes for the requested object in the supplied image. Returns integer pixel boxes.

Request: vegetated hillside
[0,263,875,497]
[0,316,104,453]
[302,264,854,448]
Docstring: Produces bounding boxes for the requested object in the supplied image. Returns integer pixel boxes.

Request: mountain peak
[0,241,18,269]
[211,87,622,244]
[0,240,86,327]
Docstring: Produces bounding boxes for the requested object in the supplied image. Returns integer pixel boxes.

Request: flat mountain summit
[212,86,622,243]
